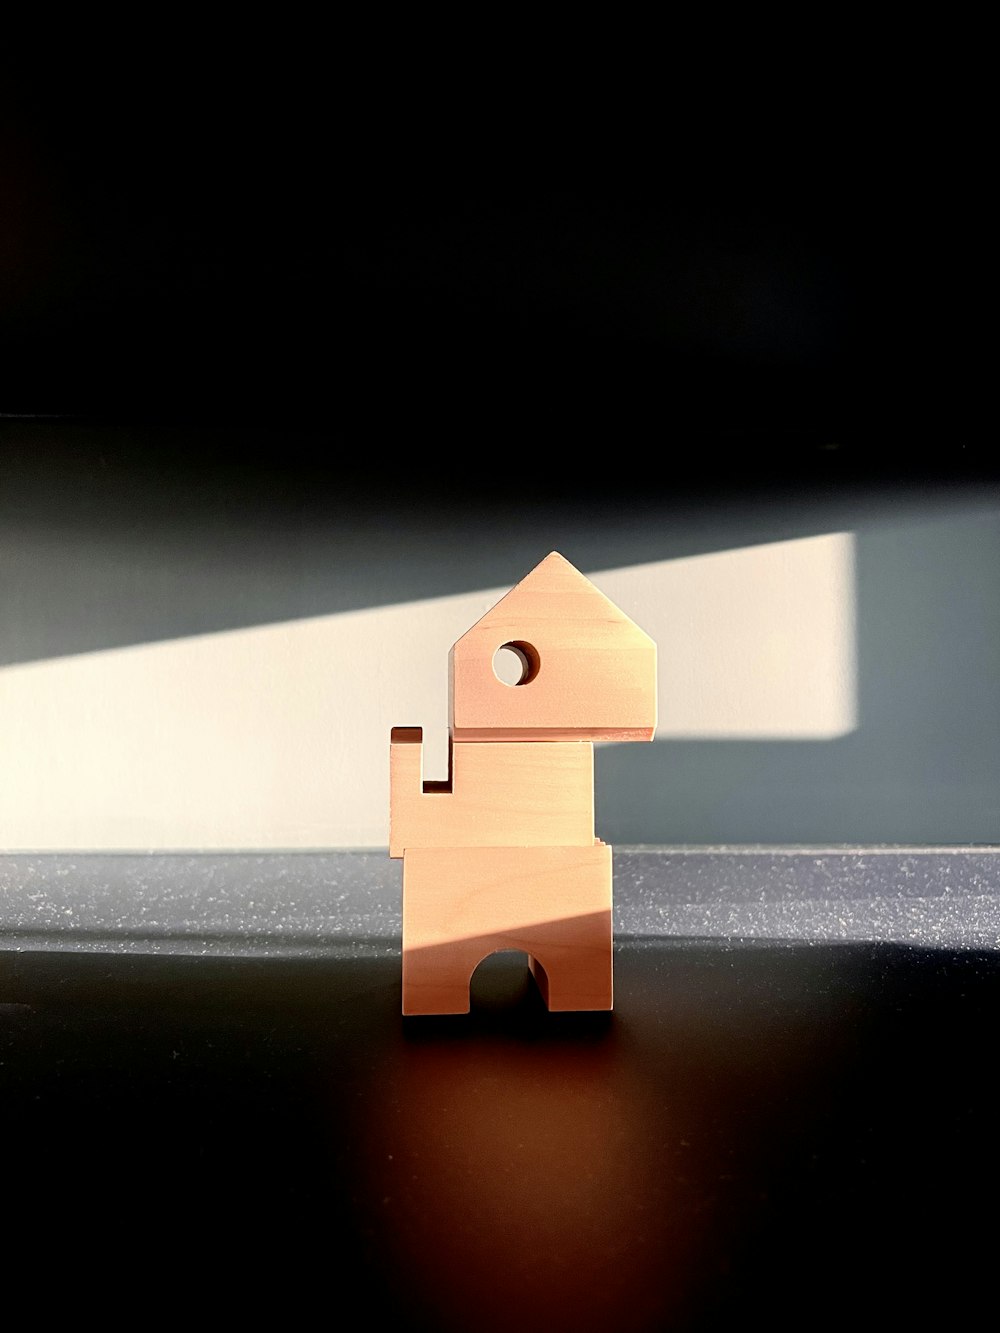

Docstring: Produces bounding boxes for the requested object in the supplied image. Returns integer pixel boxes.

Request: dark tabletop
[2,849,997,1330]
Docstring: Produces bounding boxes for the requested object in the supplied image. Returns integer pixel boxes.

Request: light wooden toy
[390,551,657,1015]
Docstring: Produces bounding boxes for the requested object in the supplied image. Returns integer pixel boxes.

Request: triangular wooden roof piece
[458,551,655,646]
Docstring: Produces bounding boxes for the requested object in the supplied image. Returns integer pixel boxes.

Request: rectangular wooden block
[401,843,613,1014]
[389,732,594,858]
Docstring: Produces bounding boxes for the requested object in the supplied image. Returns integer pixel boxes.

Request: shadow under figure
[390,551,657,1014]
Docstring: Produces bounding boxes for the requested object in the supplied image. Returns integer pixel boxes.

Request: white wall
[0,534,854,849]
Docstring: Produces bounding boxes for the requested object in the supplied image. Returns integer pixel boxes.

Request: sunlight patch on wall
[597,531,856,740]
[0,532,854,849]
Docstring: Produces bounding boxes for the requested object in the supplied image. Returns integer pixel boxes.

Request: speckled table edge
[5,847,1000,954]
[2,847,999,956]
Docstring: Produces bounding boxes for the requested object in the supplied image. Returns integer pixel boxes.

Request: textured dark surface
[2,850,997,1329]
[2,848,999,953]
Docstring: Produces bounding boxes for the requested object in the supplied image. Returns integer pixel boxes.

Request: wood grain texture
[401,844,613,1014]
[392,551,656,1015]
[450,551,657,742]
[389,732,594,858]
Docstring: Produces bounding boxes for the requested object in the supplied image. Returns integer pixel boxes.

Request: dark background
[1,52,991,495]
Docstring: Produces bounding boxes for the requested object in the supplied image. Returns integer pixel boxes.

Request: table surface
[2,849,998,1330]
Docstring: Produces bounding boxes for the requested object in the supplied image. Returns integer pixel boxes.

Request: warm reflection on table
[2,939,997,1329]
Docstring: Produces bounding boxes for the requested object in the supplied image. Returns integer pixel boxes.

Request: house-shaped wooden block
[450,551,657,742]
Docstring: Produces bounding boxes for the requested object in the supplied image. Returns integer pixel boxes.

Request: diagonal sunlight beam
[0,533,854,849]
[598,531,855,739]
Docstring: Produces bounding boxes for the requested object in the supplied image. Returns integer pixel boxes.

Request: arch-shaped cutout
[469,948,538,1010]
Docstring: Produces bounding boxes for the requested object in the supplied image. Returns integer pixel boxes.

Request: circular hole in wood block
[492,641,540,686]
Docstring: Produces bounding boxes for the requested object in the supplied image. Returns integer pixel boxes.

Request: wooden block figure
[390,551,657,1015]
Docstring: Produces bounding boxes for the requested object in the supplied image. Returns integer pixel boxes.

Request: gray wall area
[600,503,1000,843]
[2,428,998,848]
